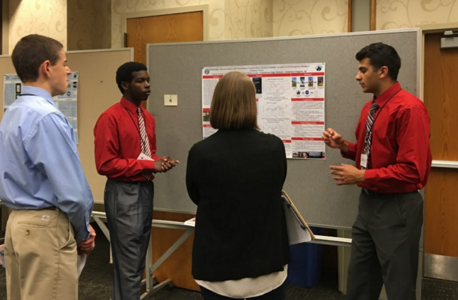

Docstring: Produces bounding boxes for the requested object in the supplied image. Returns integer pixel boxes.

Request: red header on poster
[291,98,324,101]
[202,75,223,79]
[245,72,324,78]
[291,121,325,125]
[291,137,323,141]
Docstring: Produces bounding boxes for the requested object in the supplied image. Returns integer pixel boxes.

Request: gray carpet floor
[0,223,457,299]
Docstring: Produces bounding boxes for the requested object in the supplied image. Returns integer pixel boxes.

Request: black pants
[200,282,286,300]
[347,189,423,300]
[104,179,154,300]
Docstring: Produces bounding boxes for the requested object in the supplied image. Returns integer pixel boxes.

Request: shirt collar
[120,97,142,113]
[373,82,402,107]
[21,86,56,107]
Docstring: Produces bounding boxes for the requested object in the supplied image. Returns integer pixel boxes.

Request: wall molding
[431,160,458,169]
[425,253,458,281]
[1,0,8,54]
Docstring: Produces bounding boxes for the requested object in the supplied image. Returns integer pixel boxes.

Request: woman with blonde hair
[186,71,290,300]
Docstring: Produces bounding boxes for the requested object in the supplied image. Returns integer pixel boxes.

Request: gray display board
[147,29,420,229]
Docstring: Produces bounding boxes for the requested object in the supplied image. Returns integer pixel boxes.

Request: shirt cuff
[363,169,377,185]
[142,159,156,171]
[75,225,91,244]
[341,142,356,160]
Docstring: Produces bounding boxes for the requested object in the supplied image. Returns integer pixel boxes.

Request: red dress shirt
[94,97,161,182]
[343,82,432,193]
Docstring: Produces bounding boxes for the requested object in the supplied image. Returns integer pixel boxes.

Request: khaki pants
[5,209,78,300]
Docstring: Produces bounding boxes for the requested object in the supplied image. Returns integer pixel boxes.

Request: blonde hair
[209,71,258,130]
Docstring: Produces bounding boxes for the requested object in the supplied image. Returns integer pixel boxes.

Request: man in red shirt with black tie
[322,43,432,300]
[94,62,178,300]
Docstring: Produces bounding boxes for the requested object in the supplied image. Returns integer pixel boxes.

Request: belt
[362,188,385,196]
[362,188,418,196]
[41,206,58,211]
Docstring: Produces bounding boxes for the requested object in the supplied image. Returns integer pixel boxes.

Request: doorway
[423,29,458,281]
[126,11,203,65]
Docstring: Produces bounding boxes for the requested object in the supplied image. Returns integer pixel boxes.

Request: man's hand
[322,128,348,153]
[329,164,365,185]
[78,224,96,254]
[159,155,179,173]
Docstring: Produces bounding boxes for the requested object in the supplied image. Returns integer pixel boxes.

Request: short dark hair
[116,62,147,94]
[12,34,63,83]
[355,42,401,81]
[210,71,258,130]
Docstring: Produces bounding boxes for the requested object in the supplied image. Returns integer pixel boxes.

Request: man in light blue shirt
[0,34,95,300]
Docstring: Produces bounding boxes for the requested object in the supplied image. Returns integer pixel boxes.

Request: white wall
[272,0,349,36]
[224,0,273,39]
[67,0,111,50]
[5,0,458,52]
[377,0,458,29]
[8,0,67,53]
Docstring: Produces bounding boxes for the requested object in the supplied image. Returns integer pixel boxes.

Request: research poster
[202,63,326,159]
[3,72,80,143]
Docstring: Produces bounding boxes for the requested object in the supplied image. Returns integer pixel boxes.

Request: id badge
[360,152,368,169]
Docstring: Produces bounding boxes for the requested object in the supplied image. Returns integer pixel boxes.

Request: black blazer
[186,128,290,281]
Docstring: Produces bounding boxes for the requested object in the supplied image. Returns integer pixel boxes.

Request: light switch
[164,94,178,106]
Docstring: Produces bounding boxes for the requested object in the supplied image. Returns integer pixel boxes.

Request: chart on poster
[202,63,326,159]
[3,72,80,143]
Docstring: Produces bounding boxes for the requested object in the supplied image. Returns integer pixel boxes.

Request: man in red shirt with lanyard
[322,43,431,300]
[94,62,178,300]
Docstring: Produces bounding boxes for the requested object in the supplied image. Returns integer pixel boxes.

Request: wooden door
[423,32,458,276]
[126,12,203,291]
[127,11,203,65]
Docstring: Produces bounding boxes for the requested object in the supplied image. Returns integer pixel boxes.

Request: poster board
[201,63,327,159]
[147,29,420,228]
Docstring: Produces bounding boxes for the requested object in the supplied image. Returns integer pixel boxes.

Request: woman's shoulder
[254,130,283,144]
[190,129,282,149]
[189,134,217,153]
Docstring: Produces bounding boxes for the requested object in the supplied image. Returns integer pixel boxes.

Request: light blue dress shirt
[0,86,93,243]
